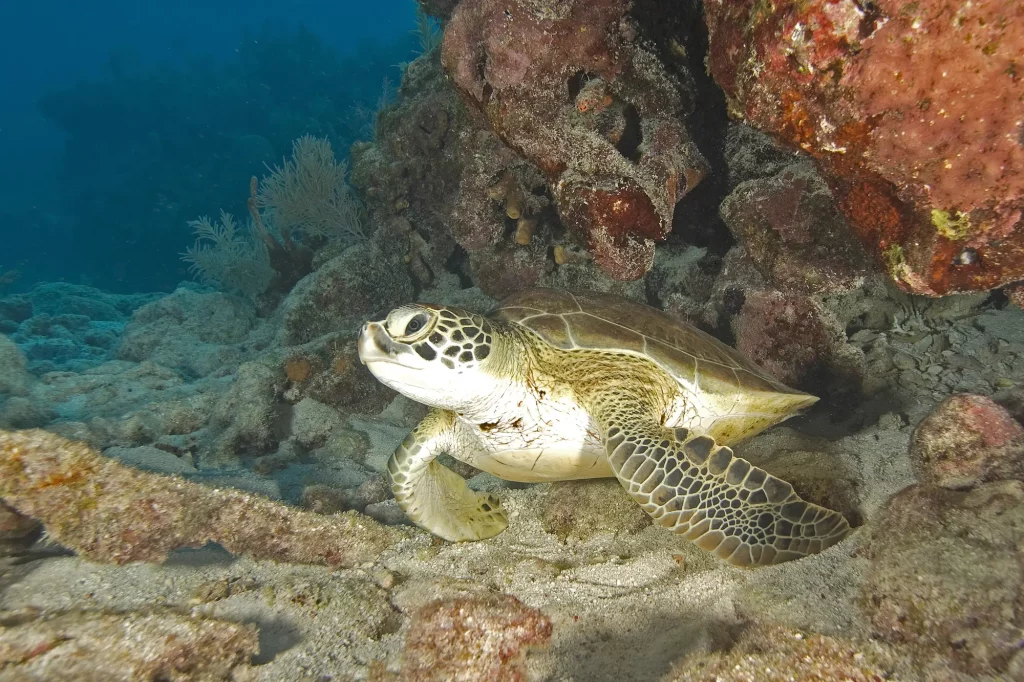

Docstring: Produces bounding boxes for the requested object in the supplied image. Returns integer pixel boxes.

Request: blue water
[0,0,419,293]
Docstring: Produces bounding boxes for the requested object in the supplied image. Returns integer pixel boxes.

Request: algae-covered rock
[0,397,54,430]
[290,397,342,450]
[391,592,552,682]
[0,429,404,567]
[910,393,1024,489]
[862,481,1024,676]
[280,241,413,346]
[733,289,864,403]
[0,609,258,681]
[280,335,395,415]
[0,335,31,397]
[720,161,871,296]
[118,287,259,378]
[211,358,286,461]
[539,479,650,542]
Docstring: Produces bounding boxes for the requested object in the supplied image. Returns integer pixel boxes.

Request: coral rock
[909,393,1024,489]
[701,246,767,333]
[284,338,395,415]
[0,335,31,398]
[0,296,33,326]
[0,429,403,567]
[118,288,258,377]
[351,57,535,291]
[734,289,864,402]
[0,397,55,430]
[399,592,552,681]
[443,0,708,280]
[1008,282,1024,311]
[705,0,1024,295]
[280,240,413,346]
[469,245,549,300]
[863,482,1024,675]
[720,161,871,295]
[663,623,894,682]
[210,359,286,462]
[299,484,350,515]
[540,479,650,542]
[0,609,257,681]
[418,0,459,20]
[290,397,342,450]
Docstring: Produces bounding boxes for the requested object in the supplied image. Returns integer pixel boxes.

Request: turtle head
[358,303,498,409]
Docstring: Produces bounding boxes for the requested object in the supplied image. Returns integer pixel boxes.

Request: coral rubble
[705,0,1024,295]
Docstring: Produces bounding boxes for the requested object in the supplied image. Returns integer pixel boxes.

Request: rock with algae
[662,624,895,682]
[0,335,31,398]
[539,479,650,542]
[733,287,865,404]
[443,0,708,281]
[0,608,258,682]
[863,481,1024,676]
[0,429,403,566]
[719,158,872,296]
[705,0,1024,296]
[373,592,552,682]
[909,393,1024,490]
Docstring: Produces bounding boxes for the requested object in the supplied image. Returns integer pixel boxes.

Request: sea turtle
[358,288,851,566]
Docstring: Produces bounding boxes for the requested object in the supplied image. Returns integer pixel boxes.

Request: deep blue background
[0,0,418,293]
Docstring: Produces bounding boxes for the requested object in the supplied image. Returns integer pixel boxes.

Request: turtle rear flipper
[598,409,851,567]
[388,409,508,542]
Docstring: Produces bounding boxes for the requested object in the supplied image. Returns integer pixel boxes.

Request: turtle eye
[399,312,432,339]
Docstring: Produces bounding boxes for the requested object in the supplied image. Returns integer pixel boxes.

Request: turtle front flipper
[597,411,851,566]
[388,409,508,542]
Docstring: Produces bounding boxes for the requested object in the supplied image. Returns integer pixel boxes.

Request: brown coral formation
[0,429,402,566]
[442,0,708,280]
[280,337,395,415]
[0,609,258,681]
[279,237,413,346]
[705,0,1024,296]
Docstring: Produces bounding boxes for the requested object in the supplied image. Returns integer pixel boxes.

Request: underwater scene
[1,0,1024,679]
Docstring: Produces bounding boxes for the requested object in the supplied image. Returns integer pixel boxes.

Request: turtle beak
[358,321,421,369]
[358,321,388,365]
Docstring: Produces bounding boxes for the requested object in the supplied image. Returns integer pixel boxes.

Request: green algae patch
[931,209,971,240]
[883,243,907,279]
